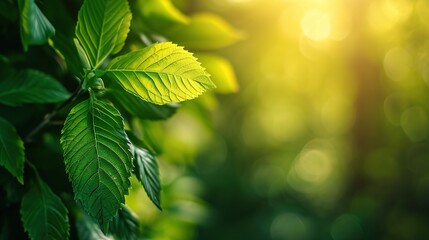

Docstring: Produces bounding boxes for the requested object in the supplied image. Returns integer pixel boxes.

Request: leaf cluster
[0,0,239,239]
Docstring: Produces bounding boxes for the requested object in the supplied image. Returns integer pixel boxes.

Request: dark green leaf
[0,69,70,106]
[105,42,215,105]
[61,95,132,231]
[20,179,69,240]
[18,0,55,51]
[75,0,132,69]
[76,211,111,240]
[132,144,162,210]
[0,117,24,184]
[108,204,140,240]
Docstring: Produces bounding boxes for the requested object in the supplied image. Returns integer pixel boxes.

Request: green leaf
[109,88,178,120]
[76,211,111,240]
[75,0,132,69]
[136,0,189,31]
[195,53,239,94]
[0,117,25,184]
[49,34,84,76]
[61,95,132,231]
[18,0,55,51]
[165,13,242,50]
[105,42,215,105]
[108,204,140,240]
[20,179,69,240]
[0,69,71,106]
[131,144,162,210]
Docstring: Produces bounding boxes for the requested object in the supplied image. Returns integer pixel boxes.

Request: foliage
[0,0,239,239]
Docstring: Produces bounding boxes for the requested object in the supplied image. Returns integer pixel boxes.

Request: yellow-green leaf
[105,42,215,105]
[165,13,242,50]
[195,53,239,94]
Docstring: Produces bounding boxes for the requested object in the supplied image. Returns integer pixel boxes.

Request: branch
[25,87,84,143]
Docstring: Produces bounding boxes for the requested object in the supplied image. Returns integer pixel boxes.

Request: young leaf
[20,179,69,240]
[194,53,239,94]
[109,89,178,120]
[136,0,189,31]
[18,0,55,51]
[0,117,24,184]
[108,204,140,240]
[105,42,215,105]
[75,0,132,69]
[0,69,70,106]
[61,95,132,231]
[164,13,242,50]
[76,211,111,240]
[131,145,162,210]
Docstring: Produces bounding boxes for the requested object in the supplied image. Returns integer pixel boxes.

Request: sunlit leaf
[195,53,239,93]
[61,95,132,231]
[0,69,70,106]
[18,0,55,51]
[20,179,69,240]
[106,42,215,105]
[131,144,162,210]
[108,204,140,240]
[165,13,241,50]
[75,0,131,69]
[109,88,178,120]
[136,0,189,31]
[0,117,24,184]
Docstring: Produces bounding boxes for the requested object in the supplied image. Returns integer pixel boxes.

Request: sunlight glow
[301,9,331,41]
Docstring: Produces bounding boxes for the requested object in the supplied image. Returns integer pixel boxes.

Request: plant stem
[25,87,83,143]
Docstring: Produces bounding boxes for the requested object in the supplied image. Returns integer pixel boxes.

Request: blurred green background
[130,0,429,239]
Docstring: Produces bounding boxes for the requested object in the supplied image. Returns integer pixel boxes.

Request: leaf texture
[0,117,25,184]
[132,145,162,210]
[108,204,140,240]
[20,179,69,240]
[0,69,70,106]
[106,42,215,105]
[61,96,132,231]
[18,0,55,51]
[75,0,131,69]
[109,89,178,120]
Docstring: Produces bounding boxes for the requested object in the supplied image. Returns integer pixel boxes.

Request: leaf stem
[25,87,84,143]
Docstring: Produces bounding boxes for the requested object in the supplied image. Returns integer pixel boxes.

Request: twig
[24,87,84,143]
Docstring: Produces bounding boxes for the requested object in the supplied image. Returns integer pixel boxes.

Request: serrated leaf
[61,96,132,231]
[136,0,189,31]
[194,53,239,93]
[18,0,55,51]
[20,179,69,240]
[0,69,70,106]
[108,204,140,240]
[75,0,131,69]
[109,88,178,120]
[76,211,111,240]
[0,117,24,184]
[105,42,215,105]
[131,145,162,210]
[165,13,241,50]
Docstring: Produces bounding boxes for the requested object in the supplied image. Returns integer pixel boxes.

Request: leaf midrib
[89,94,103,219]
